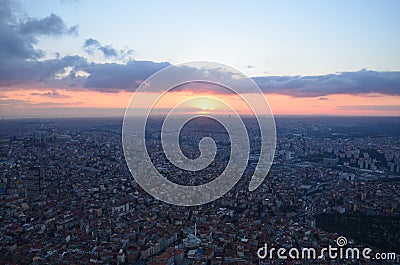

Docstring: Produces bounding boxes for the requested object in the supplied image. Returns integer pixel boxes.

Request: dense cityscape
[1,116,400,264]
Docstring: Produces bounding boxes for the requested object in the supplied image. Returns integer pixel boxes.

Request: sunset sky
[0,0,399,118]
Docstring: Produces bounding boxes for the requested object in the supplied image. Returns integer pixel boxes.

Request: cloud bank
[253,70,400,97]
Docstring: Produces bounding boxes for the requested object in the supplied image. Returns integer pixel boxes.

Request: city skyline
[1,116,399,263]
[1,0,400,117]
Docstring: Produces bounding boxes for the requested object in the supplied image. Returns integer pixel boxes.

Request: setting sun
[191,97,219,111]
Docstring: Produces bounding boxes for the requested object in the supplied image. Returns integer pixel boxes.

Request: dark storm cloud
[83,60,171,91]
[0,55,87,87]
[19,13,78,36]
[98,45,118,58]
[0,1,77,62]
[0,53,170,92]
[0,0,18,24]
[142,67,400,97]
[0,0,82,87]
[0,22,45,60]
[83,38,132,59]
[253,70,400,97]
[83,38,100,47]
[0,0,157,92]
[83,38,101,54]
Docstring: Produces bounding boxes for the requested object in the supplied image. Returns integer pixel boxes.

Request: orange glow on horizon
[1,88,399,117]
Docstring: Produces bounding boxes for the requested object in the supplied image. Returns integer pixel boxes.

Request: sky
[0,0,399,117]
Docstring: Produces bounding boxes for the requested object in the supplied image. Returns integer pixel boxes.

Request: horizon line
[1,114,400,120]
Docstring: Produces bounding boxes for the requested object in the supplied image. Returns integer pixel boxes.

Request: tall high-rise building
[26,166,42,199]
